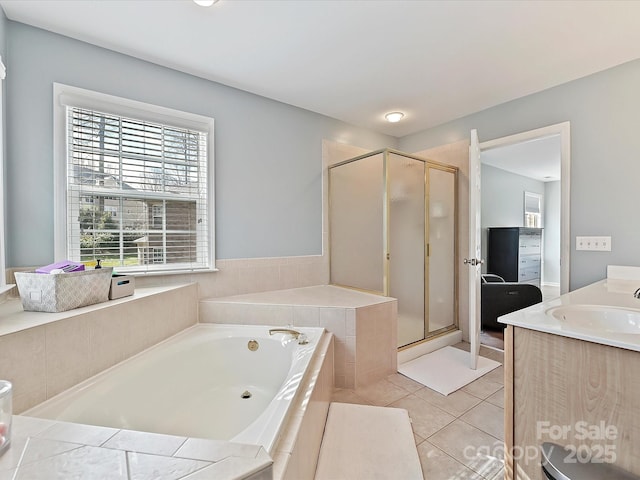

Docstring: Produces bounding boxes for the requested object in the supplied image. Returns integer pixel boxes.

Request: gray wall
[5,22,396,267]
[400,58,640,289]
[481,165,561,284]
[481,164,544,228]
[544,181,561,284]
[480,164,544,272]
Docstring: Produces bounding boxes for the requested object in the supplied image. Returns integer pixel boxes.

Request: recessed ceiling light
[193,0,218,6]
[385,112,404,123]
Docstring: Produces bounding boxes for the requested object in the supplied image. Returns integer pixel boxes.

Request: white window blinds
[65,106,210,273]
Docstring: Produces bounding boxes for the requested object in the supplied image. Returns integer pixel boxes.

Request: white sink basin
[547,305,640,334]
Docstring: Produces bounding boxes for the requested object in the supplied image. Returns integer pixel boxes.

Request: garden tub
[24,323,326,454]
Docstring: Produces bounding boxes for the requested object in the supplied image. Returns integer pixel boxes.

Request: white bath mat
[398,346,500,396]
[315,402,423,480]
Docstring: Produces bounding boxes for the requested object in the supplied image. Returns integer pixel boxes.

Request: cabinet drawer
[519,266,540,281]
[518,255,540,270]
[519,236,541,254]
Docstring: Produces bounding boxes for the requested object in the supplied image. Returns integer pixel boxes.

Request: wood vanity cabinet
[487,227,542,287]
[504,325,640,480]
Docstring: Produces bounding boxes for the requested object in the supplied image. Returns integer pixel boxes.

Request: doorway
[474,123,570,350]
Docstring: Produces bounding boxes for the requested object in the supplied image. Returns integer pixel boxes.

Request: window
[524,191,542,228]
[54,84,215,274]
[104,206,117,218]
[153,247,165,264]
[152,204,163,229]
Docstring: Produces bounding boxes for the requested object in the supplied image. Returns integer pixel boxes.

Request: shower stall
[329,149,458,348]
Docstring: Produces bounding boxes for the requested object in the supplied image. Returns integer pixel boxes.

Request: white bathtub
[24,324,326,454]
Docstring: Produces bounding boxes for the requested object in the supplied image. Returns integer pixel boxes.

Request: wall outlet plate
[576,236,612,251]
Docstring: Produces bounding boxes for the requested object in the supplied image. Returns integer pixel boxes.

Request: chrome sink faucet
[269,328,309,344]
[634,288,640,299]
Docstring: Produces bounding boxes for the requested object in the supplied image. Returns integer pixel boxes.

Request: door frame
[478,121,571,294]
[468,130,482,368]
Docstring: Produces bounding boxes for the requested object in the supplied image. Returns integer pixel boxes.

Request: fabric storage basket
[15,267,113,313]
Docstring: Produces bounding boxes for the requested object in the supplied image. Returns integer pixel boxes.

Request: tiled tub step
[315,402,423,480]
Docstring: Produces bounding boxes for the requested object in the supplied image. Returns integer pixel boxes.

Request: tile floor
[480,329,504,350]
[330,344,505,480]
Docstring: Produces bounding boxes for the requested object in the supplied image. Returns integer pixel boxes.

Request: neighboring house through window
[53,84,215,274]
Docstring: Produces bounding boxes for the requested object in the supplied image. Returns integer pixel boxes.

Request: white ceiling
[481,135,561,182]
[2,0,640,137]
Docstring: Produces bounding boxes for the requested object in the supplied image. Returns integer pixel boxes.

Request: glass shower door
[388,153,426,347]
[427,166,457,335]
[329,153,385,293]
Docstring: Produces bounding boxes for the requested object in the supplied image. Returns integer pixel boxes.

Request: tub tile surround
[116,255,329,301]
[5,254,329,317]
[272,332,334,480]
[0,286,335,480]
[0,284,198,414]
[103,429,188,457]
[0,416,272,480]
[0,265,338,479]
[200,285,398,389]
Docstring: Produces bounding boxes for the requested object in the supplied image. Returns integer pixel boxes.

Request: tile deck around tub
[0,416,272,480]
[200,285,393,308]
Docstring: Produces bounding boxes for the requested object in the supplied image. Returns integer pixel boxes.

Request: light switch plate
[576,236,612,251]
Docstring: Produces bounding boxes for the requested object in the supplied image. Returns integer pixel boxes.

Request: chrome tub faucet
[634,287,640,299]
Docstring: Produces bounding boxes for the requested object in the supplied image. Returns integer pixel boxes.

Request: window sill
[123,267,219,277]
[0,283,195,338]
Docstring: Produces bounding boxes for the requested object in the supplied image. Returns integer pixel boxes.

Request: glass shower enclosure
[329,149,458,348]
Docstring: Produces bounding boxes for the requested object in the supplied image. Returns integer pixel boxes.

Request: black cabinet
[487,227,542,286]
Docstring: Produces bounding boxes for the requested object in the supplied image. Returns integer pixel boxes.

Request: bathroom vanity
[500,267,640,480]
